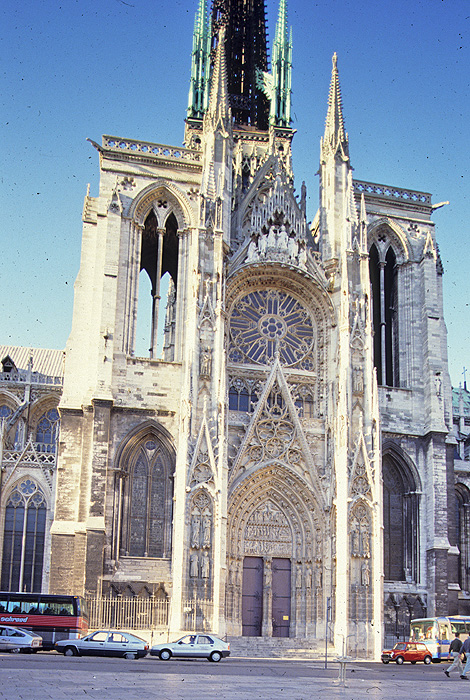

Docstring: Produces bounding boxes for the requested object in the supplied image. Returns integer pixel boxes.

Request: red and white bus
[0,592,89,650]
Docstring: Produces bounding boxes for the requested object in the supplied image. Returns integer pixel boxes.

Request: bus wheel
[64,646,78,657]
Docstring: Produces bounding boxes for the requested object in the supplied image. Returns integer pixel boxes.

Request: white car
[0,625,42,652]
[55,630,149,659]
[150,634,230,662]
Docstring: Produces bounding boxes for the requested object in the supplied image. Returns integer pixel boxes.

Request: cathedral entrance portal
[241,556,291,637]
[227,466,325,639]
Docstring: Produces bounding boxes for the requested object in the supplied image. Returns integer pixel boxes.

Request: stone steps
[227,636,329,659]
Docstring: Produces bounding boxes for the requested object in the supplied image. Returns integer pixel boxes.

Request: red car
[381,641,432,665]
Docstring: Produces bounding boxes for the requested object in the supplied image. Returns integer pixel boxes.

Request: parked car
[0,625,42,653]
[381,641,432,665]
[150,634,230,662]
[55,630,148,659]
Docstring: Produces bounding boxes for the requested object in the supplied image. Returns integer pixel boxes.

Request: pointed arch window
[383,454,419,582]
[369,242,399,386]
[0,405,20,447]
[456,485,470,593]
[118,436,174,559]
[136,210,179,359]
[35,408,60,453]
[1,480,46,592]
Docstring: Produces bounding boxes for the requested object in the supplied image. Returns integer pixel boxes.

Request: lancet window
[369,241,399,387]
[118,436,174,559]
[35,408,60,454]
[228,382,258,412]
[1,480,46,592]
[456,485,470,593]
[137,210,179,359]
[383,454,419,582]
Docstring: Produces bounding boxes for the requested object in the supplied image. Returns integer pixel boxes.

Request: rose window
[229,290,315,368]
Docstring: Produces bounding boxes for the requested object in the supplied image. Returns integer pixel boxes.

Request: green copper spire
[187,0,212,119]
[272,0,292,126]
[256,0,292,128]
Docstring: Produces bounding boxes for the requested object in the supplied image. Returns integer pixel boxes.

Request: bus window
[451,621,467,636]
[0,598,7,613]
[439,623,450,640]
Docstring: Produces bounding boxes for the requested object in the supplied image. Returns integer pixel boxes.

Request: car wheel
[210,651,222,662]
[424,655,432,665]
[381,660,389,664]
[10,647,20,654]
[395,656,404,665]
[159,649,172,661]
[64,646,78,657]
[124,652,137,660]
[410,660,417,664]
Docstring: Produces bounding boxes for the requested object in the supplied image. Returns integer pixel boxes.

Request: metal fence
[181,599,213,631]
[85,596,170,630]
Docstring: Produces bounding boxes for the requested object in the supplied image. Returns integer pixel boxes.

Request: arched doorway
[226,465,324,638]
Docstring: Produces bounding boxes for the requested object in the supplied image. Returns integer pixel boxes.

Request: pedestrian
[459,633,470,679]
[444,632,463,677]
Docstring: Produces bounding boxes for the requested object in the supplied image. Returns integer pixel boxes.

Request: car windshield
[393,643,406,650]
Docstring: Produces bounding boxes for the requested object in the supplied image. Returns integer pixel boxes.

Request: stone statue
[277,225,288,253]
[201,551,210,578]
[353,366,364,394]
[287,235,298,261]
[202,515,211,548]
[258,232,267,257]
[267,226,277,252]
[246,236,259,262]
[361,561,370,587]
[296,565,302,589]
[200,348,211,378]
[351,522,360,557]
[190,552,199,578]
[361,529,370,558]
[191,515,201,548]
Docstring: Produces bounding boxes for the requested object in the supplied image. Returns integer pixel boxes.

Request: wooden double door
[241,557,291,637]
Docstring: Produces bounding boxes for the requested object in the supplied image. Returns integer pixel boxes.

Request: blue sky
[1,0,469,385]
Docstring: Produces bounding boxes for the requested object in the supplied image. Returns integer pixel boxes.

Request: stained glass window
[36,408,60,453]
[1,480,46,592]
[229,290,315,369]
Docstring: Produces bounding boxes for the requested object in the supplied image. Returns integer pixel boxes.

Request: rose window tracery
[229,290,315,369]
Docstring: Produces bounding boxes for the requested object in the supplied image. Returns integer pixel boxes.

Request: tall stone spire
[321,53,349,161]
[187,0,212,119]
[200,25,233,233]
[211,0,269,129]
[204,24,231,130]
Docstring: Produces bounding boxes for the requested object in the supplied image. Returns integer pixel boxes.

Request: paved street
[0,652,462,700]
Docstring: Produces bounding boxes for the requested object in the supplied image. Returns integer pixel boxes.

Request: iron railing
[85,596,170,630]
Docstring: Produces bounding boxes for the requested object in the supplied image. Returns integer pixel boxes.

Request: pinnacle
[322,52,349,160]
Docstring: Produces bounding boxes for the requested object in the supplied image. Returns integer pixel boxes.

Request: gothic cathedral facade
[1,0,457,659]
